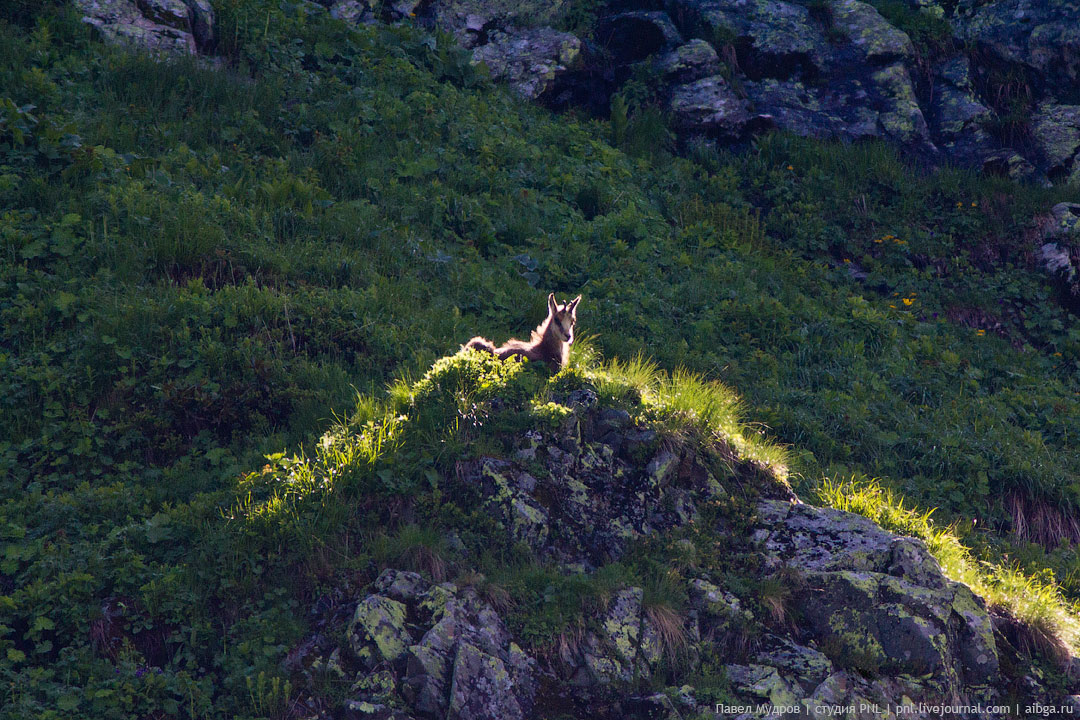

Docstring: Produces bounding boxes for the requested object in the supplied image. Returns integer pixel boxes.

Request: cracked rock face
[666,0,828,79]
[656,39,722,84]
[288,398,1029,718]
[755,499,999,695]
[929,57,995,163]
[597,11,684,65]
[1032,103,1080,180]
[453,405,730,567]
[75,0,215,55]
[671,75,764,138]
[829,0,913,63]
[955,0,1080,83]
[1035,203,1080,304]
[339,570,537,720]
[657,0,935,154]
[471,27,581,100]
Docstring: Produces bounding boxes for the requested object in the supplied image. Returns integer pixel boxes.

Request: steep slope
[244,350,1070,716]
[2,2,1080,717]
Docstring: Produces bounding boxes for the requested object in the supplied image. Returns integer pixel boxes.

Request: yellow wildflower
[902,298,914,306]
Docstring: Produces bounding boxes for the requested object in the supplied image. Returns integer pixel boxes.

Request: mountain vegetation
[2,1,1080,716]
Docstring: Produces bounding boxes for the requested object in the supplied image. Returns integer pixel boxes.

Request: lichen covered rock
[347,595,413,667]
[456,414,728,567]
[981,149,1038,182]
[929,56,994,162]
[1036,203,1080,303]
[829,0,914,63]
[670,75,760,138]
[434,0,574,47]
[75,0,215,55]
[754,499,999,699]
[1032,103,1080,178]
[76,0,196,55]
[307,570,538,719]
[723,663,802,708]
[742,78,875,140]
[655,39,723,84]
[956,0,1080,84]
[871,62,934,151]
[665,0,828,79]
[471,27,581,100]
[136,0,189,28]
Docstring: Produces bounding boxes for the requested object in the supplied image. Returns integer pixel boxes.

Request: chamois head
[547,293,581,343]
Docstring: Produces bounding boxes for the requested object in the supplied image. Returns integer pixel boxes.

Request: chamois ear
[547,293,558,315]
[568,295,581,315]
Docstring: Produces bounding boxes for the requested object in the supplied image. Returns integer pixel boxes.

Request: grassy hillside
[2,1,1079,715]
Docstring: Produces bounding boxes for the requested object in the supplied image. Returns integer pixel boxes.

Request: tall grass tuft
[373,524,451,581]
[643,570,691,664]
[578,350,790,480]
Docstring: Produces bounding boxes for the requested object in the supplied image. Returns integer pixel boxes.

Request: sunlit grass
[231,346,1080,675]
[574,344,790,480]
[226,344,792,600]
[815,477,1080,664]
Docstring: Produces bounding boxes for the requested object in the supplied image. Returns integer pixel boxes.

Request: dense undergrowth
[2,0,1080,715]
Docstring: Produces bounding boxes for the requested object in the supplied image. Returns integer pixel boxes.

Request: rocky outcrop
[287,377,1072,718]
[954,0,1080,86]
[471,28,581,100]
[330,0,375,26]
[303,569,537,720]
[75,0,215,55]
[665,0,828,80]
[671,75,764,139]
[1032,104,1080,182]
[75,0,1080,182]
[757,500,999,698]
[1036,202,1080,305]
